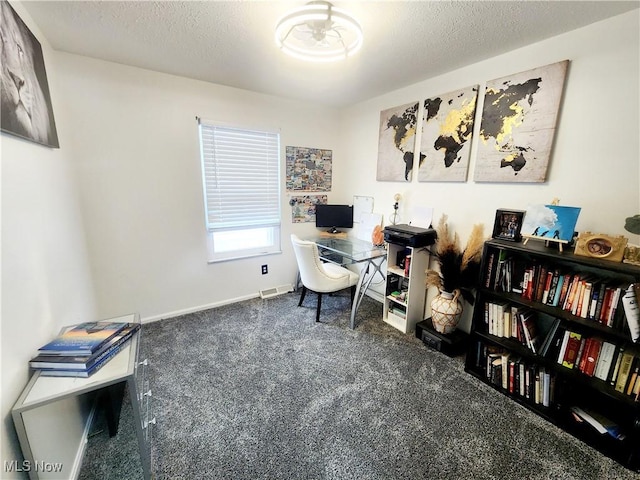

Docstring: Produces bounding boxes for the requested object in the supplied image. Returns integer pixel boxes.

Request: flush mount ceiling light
[275,1,363,62]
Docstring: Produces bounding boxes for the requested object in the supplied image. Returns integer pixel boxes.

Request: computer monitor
[315,204,354,234]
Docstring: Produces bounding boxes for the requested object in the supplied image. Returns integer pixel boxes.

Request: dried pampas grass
[426,214,485,304]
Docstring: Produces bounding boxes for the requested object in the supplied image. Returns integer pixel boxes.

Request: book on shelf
[389,303,407,318]
[542,326,564,361]
[501,353,511,390]
[546,270,564,307]
[541,270,555,305]
[593,341,616,381]
[494,250,508,291]
[582,338,602,377]
[632,371,640,400]
[622,283,640,342]
[614,352,636,393]
[609,347,625,387]
[572,278,588,317]
[578,280,594,319]
[625,357,640,396]
[567,278,581,316]
[518,361,526,397]
[510,305,519,339]
[521,264,534,300]
[484,250,497,289]
[556,330,570,365]
[519,310,538,353]
[404,254,412,277]
[30,323,140,371]
[555,273,572,308]
[538,318,561,357]
[487,352,503,386]
[486,301,509,337]
[37,321,130,356]
[570,406,626,440]
[541,368,552,407]
[509,258,527,295]
[561,331,582,369]
[533,265,548,303]
[606,287,623,328]
[574,336,588,373]
[591,282,607,322]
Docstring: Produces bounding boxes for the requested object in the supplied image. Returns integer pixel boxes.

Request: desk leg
[350,267,367,329]
[349,257,386,329]
[101,382,126,437]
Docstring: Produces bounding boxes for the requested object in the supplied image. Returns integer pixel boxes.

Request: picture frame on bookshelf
[492,209,525,242]
[574,232,628,263]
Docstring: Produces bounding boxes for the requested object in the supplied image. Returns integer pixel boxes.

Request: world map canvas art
[376,101,419,182]
[474,60,569,183]
[418,86,478,182]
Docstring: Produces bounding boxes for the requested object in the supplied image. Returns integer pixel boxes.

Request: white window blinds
[199,122,281,231]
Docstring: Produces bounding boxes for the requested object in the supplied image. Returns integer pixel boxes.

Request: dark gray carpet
[80,292,640,479]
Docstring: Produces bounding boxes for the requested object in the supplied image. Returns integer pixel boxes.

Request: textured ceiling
[21,1,640,108]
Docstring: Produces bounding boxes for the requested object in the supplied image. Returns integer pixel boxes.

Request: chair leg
[350,285,356,306]
[298,286,307,307]
[316,293,322,323]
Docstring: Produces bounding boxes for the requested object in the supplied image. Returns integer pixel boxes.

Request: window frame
[198,119,282,263]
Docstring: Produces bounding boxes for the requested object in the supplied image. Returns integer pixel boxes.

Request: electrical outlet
[261,264,268,275]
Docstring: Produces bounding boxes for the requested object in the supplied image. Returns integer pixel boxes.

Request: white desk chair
[290,234,360,323]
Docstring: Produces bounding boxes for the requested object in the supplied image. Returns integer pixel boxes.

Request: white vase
[431,289,463,334]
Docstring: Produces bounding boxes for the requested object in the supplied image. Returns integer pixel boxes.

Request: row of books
[30,321,140,378]
[485,253,636,332]
[482,345,556,407]
[483,303,640,401]
[474,342,626,439]
[484,302,557,355]
[548,328,640,399]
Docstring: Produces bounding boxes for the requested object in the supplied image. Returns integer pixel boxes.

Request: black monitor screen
[315,204,354,233]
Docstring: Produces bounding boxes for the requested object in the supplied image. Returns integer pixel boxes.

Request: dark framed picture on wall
[492,209,525,242]
[0,1,59,148]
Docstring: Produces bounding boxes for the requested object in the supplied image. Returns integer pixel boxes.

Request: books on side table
[30,321,141,378]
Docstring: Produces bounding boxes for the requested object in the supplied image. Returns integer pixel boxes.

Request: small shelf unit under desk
[383,242,430,333]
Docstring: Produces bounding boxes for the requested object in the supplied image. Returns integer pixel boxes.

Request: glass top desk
[308,236,387,329]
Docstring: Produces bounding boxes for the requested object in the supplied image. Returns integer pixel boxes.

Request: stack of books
[30,321,140,378]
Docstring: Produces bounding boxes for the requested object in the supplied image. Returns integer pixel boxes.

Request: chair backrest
[291,234,351,293]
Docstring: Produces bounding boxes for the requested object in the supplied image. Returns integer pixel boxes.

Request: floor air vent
[259,284,293,299]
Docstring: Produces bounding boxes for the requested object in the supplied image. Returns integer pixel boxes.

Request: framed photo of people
[492,209,525,242]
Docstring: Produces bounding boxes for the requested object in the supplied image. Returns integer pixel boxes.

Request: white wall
[339,11,640,331]
[53,53,342,322]
[1,1,96,476]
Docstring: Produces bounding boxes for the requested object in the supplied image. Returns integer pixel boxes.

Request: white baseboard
[142,287,382,324]
[365,289,384,303]
[141,293,260,323]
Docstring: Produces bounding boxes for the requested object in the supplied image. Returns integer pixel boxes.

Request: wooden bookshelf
[465,239,640,471]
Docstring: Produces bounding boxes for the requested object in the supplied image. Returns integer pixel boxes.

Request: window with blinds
[198,120,281,262]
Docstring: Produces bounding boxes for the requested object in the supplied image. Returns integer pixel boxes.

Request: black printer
[383,224,437,248]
